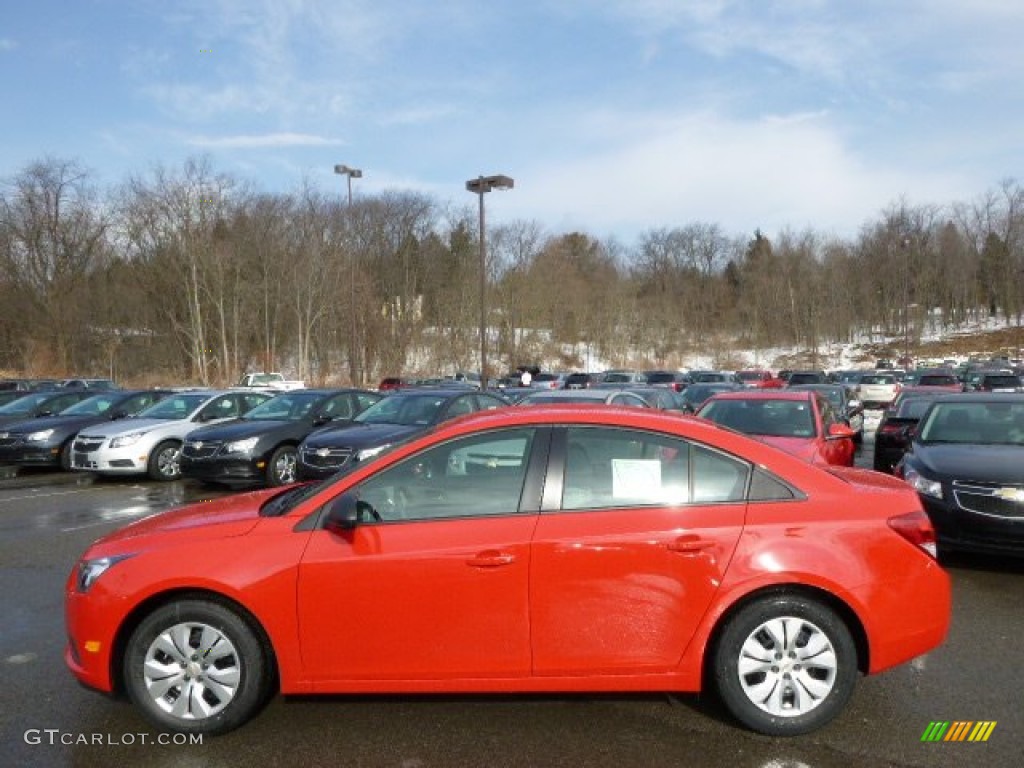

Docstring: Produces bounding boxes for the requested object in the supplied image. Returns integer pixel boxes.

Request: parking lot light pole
[465,174,514,389]
[901,236,911,368]
[335,164,363,384]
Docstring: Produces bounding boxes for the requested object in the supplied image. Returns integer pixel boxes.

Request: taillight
[878,423,904,435]
[888,510,937,558]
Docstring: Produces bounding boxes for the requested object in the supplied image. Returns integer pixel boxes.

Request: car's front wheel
[713,594,858,736]
[265,446,297,486]
[148,441,182,481]
[123,599,273,736]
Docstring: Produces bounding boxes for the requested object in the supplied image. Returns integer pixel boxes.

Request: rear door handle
[666,536,715,554]
[466,550,517,568]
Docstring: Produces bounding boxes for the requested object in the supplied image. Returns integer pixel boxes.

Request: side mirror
[324,493,373,532]
[37,409,54,417]
[312,412,332,427]
[826,422,856,440]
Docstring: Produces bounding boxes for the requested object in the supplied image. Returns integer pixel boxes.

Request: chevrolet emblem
[993,487,1024,503]
[316,447,330,457]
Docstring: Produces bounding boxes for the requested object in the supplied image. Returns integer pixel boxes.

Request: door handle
[666,536,715,554]
[466,550,516,568]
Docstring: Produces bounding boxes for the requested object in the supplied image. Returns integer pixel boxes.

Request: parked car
[688,370,740,385]
[643,370,688,391]
[834,370,864,387]
[517,389,651,408]
[696,390,856,467]
[855,372,900,409]
[911,369,963,391]
[236,372,305,391]
[784,370,830,387]
[530,372,571,389]
[296,388,509,481]
[736,370,784,389]
[377,377,412,392]
[564,372,602,389]
[873,390,951,473]
[61,378,118,390]
[975,372,1023,393]
[787,384,865,442]
[0,389,172,470]
[0,378,61,392]
[181,389,383,488]
[65,405,950,738]
[0,390,97,429]
[895,394,1024,556]
[599,370,646,384]
[71,390,273,481]
[678,382,743,413]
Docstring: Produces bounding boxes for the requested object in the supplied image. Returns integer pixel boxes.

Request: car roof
[702,390,814,402]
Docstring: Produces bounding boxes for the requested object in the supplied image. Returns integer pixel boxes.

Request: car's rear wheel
[148,441,182,481]
[713,594,857,736]
[265,446,297,486]
[123,599,272,736]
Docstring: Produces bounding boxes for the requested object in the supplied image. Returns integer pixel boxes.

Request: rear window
[860,374,895,385]
[918,375,957,386]
[983,375,1020,388]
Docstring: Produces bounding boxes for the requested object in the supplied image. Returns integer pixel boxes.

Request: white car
[855,372,900,408]
[70,390,272,481]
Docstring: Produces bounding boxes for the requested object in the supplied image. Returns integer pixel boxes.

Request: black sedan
[0,390,172,470]
[678,382,743,413]
[0,390,97,430]
[180,388,382,488]
[895,394,1024,556]
[873,389,950,473]
[297,388,509,481]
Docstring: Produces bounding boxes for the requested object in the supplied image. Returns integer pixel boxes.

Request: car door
[296,427,546,683]
[530,426,747,675]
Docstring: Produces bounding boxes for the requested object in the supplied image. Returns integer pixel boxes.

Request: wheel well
[701,584,870,688]
[109,589,279,697]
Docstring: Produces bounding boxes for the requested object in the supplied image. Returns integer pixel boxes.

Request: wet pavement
[1,439,1021,767]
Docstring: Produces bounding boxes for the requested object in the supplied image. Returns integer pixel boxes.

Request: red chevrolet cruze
[66,406,950,737]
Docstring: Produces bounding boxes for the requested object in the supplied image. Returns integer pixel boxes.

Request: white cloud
[186,132,345,148]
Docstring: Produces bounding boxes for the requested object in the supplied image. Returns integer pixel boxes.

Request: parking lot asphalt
[1,432,1021,768]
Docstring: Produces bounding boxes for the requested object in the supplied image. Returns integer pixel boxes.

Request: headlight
[224,436,259,454]
[109,431,147,449]
[356,444,391,461]
[25,429,55,442]
[904,468,943,499]
[76,554,135,593]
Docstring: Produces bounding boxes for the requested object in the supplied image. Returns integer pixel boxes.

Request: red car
[736,370,784,389]
[696,390,857,466]
[66,406,949,738]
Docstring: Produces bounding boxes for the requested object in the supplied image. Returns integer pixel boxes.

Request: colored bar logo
[921,721,996,742]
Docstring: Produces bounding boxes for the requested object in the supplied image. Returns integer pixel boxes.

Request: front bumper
[64,579,118,694]
[70,443,150,475]
[0,442,62,467]
[180,455,265,485]
[920,490,1024,556]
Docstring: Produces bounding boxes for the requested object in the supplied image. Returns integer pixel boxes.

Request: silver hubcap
[158,446,181,478]
[142,622,241,721]
[737,616,837,717]
[274,451,296,483]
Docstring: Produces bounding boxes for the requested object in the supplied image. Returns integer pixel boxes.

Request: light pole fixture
[900,236,911,367]
[335,164,363,384]
[466,174,514,389]
[334,164,363,206]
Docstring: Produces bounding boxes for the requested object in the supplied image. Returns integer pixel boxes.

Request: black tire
[712,594,858,736]
[123,599,272,736]
[59,440,74,472]
[265,445,298,487]
[147,440,182,481]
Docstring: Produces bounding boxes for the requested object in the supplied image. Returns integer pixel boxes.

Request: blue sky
[2,0,1022,242]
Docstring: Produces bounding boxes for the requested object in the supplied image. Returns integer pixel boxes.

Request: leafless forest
[2,156,1022,386]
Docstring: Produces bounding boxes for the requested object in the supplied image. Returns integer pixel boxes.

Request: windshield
[355,394,446,426]
[60,394,122,416]
[243,392,320,421]
[135,393,210,420]
[700,399,817,438]
[0,392,51,413]
[602,373,634,383]
[896,397,939,419]
[918,402,1024,445]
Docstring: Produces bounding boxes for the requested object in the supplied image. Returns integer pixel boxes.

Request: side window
[355,428,536,522]
[474,394,505,411]
[51,395,77,412]
[355,393,380,412]
[446,396,475,419]
[243,393,270,412]
[201,397,239,421]
[123,394,152,413]
[322,395,354,420]
[561,427,749,511]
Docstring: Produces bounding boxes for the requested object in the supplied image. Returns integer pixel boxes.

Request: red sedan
[697,390,857,466]
[66,406,949,738]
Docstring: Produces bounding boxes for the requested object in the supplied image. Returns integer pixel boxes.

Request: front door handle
[466,550,516,568]
[666,536,715,554]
